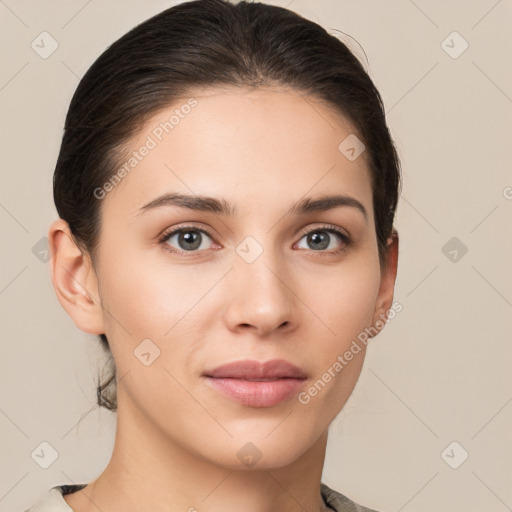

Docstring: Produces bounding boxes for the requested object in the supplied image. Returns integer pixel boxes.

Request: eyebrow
[138,192,368,222]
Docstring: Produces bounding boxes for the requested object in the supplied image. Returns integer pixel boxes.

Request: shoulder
[24,482,379,512]
[321,482,383,512]
[22,484,87,512]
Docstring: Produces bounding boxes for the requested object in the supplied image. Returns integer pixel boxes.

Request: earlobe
[48,219,105,335]
[370,229,399,337]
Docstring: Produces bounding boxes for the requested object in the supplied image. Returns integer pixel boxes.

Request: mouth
[202,359,307,407]
[203,358,308,380]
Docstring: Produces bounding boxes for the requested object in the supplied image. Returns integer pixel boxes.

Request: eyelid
[296,223,350,240]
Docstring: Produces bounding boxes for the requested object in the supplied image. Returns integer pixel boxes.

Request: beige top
[24,482,381,512]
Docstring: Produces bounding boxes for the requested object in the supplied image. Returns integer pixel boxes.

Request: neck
[64,388,332,512]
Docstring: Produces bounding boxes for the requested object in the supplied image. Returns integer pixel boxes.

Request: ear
[48,219,105,335]
[370,229,399,337]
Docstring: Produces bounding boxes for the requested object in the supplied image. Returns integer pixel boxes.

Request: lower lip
[204,377,306,407]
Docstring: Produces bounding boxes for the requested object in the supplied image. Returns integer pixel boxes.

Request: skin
[49,86,398,512]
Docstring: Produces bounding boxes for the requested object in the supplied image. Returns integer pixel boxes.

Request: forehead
[103,85,374,222]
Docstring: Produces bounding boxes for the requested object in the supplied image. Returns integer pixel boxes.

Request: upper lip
[203,359,308,380]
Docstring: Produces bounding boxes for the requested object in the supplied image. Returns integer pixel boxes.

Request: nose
[223,250,298,337]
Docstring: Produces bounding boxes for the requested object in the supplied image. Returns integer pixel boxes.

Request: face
[79,86,394,469]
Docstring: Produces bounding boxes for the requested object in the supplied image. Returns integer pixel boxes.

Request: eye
[159,225,216,255]
[159,223,351,256]
[295,225,351,253]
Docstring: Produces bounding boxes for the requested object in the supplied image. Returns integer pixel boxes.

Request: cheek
[298,260,380,415]
[96,231,380,374]
[300,254,381,349]
[99,242,380,334]
[95,249,212,403]
[98,245,209,338]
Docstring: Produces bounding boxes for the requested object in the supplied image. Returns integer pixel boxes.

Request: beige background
[1,1,511,511]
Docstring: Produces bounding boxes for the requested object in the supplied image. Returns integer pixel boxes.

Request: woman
[25,0,401,510]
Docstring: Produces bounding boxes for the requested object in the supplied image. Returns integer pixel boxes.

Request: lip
[203,359,308,380]
[202,359,308,408]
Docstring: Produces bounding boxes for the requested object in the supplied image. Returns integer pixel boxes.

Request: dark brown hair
[53,0,402,412]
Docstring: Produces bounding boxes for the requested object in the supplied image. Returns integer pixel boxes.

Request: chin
[197,432,316,471]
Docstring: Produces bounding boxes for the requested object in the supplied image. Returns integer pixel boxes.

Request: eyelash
[158,223,351,257]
